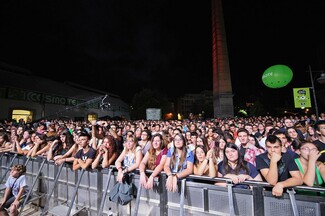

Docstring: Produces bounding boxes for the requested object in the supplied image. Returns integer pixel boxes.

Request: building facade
[0,68,130,122]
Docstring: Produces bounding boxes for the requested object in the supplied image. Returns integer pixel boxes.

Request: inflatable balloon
[262,64,293,88]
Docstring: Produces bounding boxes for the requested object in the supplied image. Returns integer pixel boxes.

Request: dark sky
[1,1,325,110]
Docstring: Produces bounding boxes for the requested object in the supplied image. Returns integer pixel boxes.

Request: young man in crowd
[72,132,96,171]
[256,135,303,197]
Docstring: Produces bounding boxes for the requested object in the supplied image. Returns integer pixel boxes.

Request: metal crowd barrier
[1,152,325,216]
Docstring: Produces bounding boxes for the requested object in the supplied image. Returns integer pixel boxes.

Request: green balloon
[262,64,293,88]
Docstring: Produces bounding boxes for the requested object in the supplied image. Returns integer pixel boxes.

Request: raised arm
[47,140,58,161]
[102,150,117,168]
[302,150,320,186]
[259,153,281,185]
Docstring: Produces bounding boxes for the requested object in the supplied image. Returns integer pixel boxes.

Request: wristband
[172,173,179,179]
[205,158,209,162]
[167,173,172,177]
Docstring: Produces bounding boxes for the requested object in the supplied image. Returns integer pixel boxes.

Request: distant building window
[12,109,33,123]
[88,114,97,122]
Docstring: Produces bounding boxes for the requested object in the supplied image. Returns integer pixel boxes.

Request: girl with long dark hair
[216,143,262,188]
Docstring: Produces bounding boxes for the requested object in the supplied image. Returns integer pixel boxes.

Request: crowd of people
[1,113,325,214]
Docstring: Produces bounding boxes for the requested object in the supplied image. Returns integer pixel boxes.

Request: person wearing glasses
[294,141,325,195]
[256,135,303,197]
[164,133,194,192]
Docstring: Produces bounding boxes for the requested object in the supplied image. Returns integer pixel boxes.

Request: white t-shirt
[5,175,29,197]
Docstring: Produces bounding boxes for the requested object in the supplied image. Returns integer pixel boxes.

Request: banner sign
[293,88,311,108]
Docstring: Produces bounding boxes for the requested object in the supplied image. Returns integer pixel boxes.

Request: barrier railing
[1,152,325,216]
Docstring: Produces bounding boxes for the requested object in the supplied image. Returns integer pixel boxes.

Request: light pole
[308,65,325,120]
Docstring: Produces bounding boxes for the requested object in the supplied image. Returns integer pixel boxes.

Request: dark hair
[265,135,281,146]
[78,131,91,140]
[272,129,291,141]
[222,143,248,175]
[142,129,152,140]
[12,164,26,174]
[237,128,249,135]
[173,128,182,134]
[314,120,325,131]
[249,134,264,150]
[46,136,56,142]
[194,145,208,165]
[190,131,198,137]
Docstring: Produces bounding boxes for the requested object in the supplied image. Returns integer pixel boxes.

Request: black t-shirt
[256,152,299,182]
[313,139,325,163]
[75,147,96,162]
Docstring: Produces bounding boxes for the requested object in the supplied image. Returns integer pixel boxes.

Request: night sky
[1,1,325,111]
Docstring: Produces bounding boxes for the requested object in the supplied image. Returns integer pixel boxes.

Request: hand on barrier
[145,175,154,189]
[166,175,178,192]
[272,182,284,197]
[139,172,148,187]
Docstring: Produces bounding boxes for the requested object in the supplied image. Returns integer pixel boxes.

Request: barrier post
[227,181,235,216]
[252,186,264,216]
[98,167,113,216]
[160,173,168,216]
[133,182,142,216]
[179,178,186,216]
[287,188,299,216]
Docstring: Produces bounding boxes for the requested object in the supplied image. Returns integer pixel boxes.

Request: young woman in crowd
[115,135,143,183]
[31,135,58,158]
[248,134,265,151]
[139,133,168,189]
[25,133,47,157]
[193,145,217,177]
[92,135,118,169]
[295,141,325,194]
[0,131,12,152]
[52,131,80,165]
[216,143,262,188]
[164,133,194,192]
[305,124,319,142]
[196,136,209,150]
[286,126,305,151]
[13,130,34,156]
[134,127,143,141]
[214,135,227,164]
